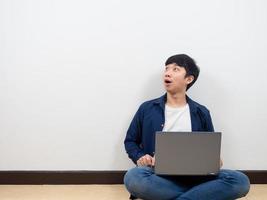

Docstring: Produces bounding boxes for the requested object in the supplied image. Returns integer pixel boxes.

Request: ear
[186,75,194,85]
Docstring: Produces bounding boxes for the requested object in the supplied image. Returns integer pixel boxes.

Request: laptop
[154,132,221,176]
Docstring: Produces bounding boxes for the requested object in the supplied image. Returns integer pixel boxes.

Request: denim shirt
[124,93,214,164]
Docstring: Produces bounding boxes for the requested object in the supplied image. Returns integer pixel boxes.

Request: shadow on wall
[189,72,238,166]
[189,72,231,130]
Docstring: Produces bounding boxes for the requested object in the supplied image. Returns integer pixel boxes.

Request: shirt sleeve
[124,105,145,164]
[205,110,215,132]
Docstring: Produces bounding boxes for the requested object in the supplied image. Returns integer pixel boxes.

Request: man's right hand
[137,154,155,167]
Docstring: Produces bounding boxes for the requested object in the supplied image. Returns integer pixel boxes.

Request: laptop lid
[154,132,221,176]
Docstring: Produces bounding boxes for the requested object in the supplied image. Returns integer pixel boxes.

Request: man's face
[163,63,193,94]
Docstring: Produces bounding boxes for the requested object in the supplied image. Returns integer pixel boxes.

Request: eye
[173,67,179,72]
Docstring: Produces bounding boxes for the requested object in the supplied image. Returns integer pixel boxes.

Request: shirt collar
[153,93,198,113]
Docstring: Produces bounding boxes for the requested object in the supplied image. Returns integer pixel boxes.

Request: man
[124,54,250,200]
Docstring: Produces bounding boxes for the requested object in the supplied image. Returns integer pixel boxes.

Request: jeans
[124,166,250,200]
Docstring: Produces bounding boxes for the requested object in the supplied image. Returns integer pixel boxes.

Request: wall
[0,0,266,170]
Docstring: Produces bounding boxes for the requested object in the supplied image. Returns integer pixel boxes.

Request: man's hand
[220,158,223,168]
[137,154,155,167]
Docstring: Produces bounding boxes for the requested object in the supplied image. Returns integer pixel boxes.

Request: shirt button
[161,124,164,127]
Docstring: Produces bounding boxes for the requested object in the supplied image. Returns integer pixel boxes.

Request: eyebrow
[165,64,180,69]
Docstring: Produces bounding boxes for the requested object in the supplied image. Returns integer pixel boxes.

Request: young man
[124,54,250,200]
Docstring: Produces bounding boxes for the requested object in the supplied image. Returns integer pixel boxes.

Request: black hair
[165,54,200,90]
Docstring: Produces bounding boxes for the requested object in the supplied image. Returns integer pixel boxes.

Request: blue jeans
[124,166,250,200]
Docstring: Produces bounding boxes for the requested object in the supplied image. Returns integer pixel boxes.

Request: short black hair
[165,54,200,90]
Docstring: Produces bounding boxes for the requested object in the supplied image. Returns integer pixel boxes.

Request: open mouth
[164,79,172,84]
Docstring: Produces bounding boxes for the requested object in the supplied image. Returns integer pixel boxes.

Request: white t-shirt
[163,103,192,132]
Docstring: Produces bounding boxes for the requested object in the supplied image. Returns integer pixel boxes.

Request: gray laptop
[154,132,221,176]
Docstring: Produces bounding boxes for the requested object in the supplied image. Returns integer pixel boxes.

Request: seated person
[124,54,250,200]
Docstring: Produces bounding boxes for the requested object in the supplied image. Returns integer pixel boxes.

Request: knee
[124,167,139,190]
[124,166,153,195]
[221,170,250,197]
[234,171,250,197]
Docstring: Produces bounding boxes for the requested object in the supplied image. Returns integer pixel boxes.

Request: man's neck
[166,92,187,108]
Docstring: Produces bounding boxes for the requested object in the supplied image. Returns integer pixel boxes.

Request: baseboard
[0,170,266,184]
[242,170,267,184]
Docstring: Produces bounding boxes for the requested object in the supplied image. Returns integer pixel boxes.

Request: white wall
[0,0,266,170]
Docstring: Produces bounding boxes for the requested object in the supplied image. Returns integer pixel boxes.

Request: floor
[0,184,266,200]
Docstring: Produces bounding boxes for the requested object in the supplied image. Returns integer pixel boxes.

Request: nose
[164,70,171,78]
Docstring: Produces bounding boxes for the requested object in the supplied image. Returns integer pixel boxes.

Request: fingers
[151,156,155,166]
[137,154,153,166]
[137,158,144,166]
[141,155,152,166]
[144,154,153,165]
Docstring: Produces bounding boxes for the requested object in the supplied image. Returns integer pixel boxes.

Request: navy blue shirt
[124,94,214,164]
